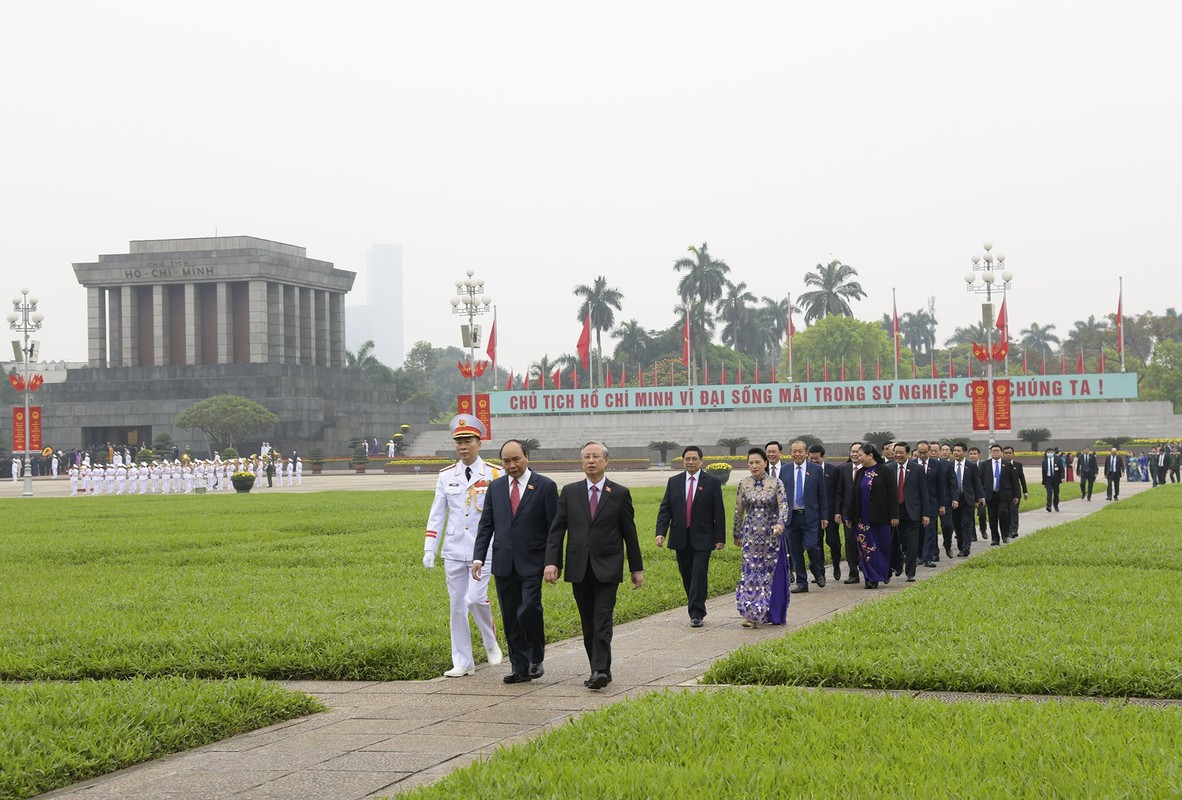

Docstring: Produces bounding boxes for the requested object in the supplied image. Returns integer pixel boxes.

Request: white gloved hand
[423,552,436,569]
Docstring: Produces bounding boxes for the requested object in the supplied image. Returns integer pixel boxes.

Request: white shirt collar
[586,477,606,493]
[512,468,532,487]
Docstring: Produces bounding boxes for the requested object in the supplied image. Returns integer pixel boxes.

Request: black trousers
[1106,475,1121,499]
[570,576,618,674]
[1080,475,1095,499]
[674,547,711,620]
[824,517,842,570]
[843,522,860,577]
[1045,481,1060,509]
[787,512,825,584]
[987,496,1013,543]
[495,569,545,673]
[897,517,921,577]
[952,496,974,554]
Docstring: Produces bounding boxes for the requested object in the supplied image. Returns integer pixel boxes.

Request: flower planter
[311,465,323,475]
[231,477,255,493]
[353,464,368,474]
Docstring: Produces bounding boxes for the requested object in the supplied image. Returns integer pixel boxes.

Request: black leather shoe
[1046,506,1052,512]
[528,663,544,679]
[833,566,841,581]
[906,576,916,582]
[945,546,953,558]
[843,575,861,584]
[923,561,937,568]
[690,618,704,628]
[587,672,610,690]
[815,576,827,588]
[503,672,532,684]
[791,583,809,593]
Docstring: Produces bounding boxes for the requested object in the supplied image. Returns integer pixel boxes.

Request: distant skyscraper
[346,244,404,368]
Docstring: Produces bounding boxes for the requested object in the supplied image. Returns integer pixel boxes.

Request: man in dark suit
[545,441,644,690]
[473,439,559,684]
[886,442,929,581]
[1155,446,1170,486]
[1170,445,1180,483]
[781,440,828,593]
[968,446,988,539]
[915,440,953,565]
[832,442,863,584]
[1104,447,1124,500]
[808,444,843,581]
[1077,446,1098,501]
[980,443,1022,544]
[949,443,985,556]
[1040,447,1065,511]
[1003,446,1029,538]
[655,445,725,628]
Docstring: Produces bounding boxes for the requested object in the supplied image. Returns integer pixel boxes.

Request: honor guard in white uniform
[423,415,504,677]
[69,464,79,495]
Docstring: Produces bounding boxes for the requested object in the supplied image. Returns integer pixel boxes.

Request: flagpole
[490,305,498,389]
[1001,286,1009,376]
[787,292,794,382]
[1118,276,1126,374]
[892,287,899,381]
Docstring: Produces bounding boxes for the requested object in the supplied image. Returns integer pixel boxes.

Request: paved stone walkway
[40,482,1145,799]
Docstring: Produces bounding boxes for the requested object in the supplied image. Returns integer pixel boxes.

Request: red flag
[538,369,546,389]
[704,361,710,385]
[1060,354,1067,374]
[720,364,727,385]
[771,362,777,383]
[859,355,865,380]
[931,357,937,378]
[505,369,513,390]
[754,363,761,383]
[737,363,743,384]
[1041,352,1047,375]
[577,315,591,370]
[682,311,691,366]
[570,368,579,389]
[876,354,882,380]
[840,356,847,381]
[639,365,645,387]
[912,362,918,378]
[620,363,626,386]
[552,368,562,389]
[806,359,812,381]
[605,368,614,388]
[1099,348,1106,372]
[948,350,954,377]
[1116,287,1124,354]
[523,373,530,390]
[995,299,1008,341]
[823,360,830,381]
[485,320,497,362]
[787,313,796,337]
[670,361,675,386]
[1077,351,1085,374]
[1022,349,1028,376]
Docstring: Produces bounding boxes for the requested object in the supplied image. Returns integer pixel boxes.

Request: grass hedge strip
[705,486,1182,697]
[0,488,741,681]
[404,687,1182,798]
[0,677,322,800]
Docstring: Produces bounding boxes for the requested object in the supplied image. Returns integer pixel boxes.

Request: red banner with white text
[993,380,1012,431]
[12,406,42,452]
[971,382,990,431]
[456,394,492,441]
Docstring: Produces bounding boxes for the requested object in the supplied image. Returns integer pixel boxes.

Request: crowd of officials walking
[424,414,1177,690]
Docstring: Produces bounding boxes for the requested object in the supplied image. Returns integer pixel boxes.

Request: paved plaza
[35,475,1152,799]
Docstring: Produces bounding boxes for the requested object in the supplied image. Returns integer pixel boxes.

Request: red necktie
[898,465,906,503]
[589,484,599,517]
[686,475,695,526]
[510,478,520,516]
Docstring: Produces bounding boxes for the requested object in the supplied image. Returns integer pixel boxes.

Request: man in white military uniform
[423,415,504,677]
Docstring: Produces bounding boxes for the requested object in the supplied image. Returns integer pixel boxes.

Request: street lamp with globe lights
[963,243,1014,445]
[451,269,491,418]
[7,288,44,497]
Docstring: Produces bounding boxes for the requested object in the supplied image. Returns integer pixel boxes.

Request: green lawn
[706,486,1182,697]
[0,677,321,800]
[403,687,1182,799]
[0,487,742,680]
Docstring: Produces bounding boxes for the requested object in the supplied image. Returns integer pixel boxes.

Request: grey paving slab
[37,482,1151,799]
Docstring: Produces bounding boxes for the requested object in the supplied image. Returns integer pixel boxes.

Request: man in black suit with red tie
[546,441,644,690]
[1104,446,1124,500]
[949,443,984,557]
[655,445,726,628]
[833,442,863,584]
[886,442,929,581]
[473,440,559,684]
[980,443,1022,544]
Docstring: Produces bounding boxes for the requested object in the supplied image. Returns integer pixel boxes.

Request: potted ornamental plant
[309,447,325,475]
[351,444,369,474]
[705,462,733,485]
[230,469,256,493]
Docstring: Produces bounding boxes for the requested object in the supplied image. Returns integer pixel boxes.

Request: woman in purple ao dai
[733,447,790,627]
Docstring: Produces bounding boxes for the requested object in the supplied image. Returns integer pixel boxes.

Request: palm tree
[759,295,800,346]
[1019,323,1061,360]
[573,276,623,383]
[673,242,730,307]
[797,260,867,323]
[717,280,757,353]
[944,323,992,347]
[673,299,717,359]
[529,354,557,386]
[1066,315,1109,353]
[345,339,393,382]
[611,319,654,365]
[901,309,938,356]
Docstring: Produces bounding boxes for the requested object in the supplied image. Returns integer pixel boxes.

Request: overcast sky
[2,2,1178,371]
